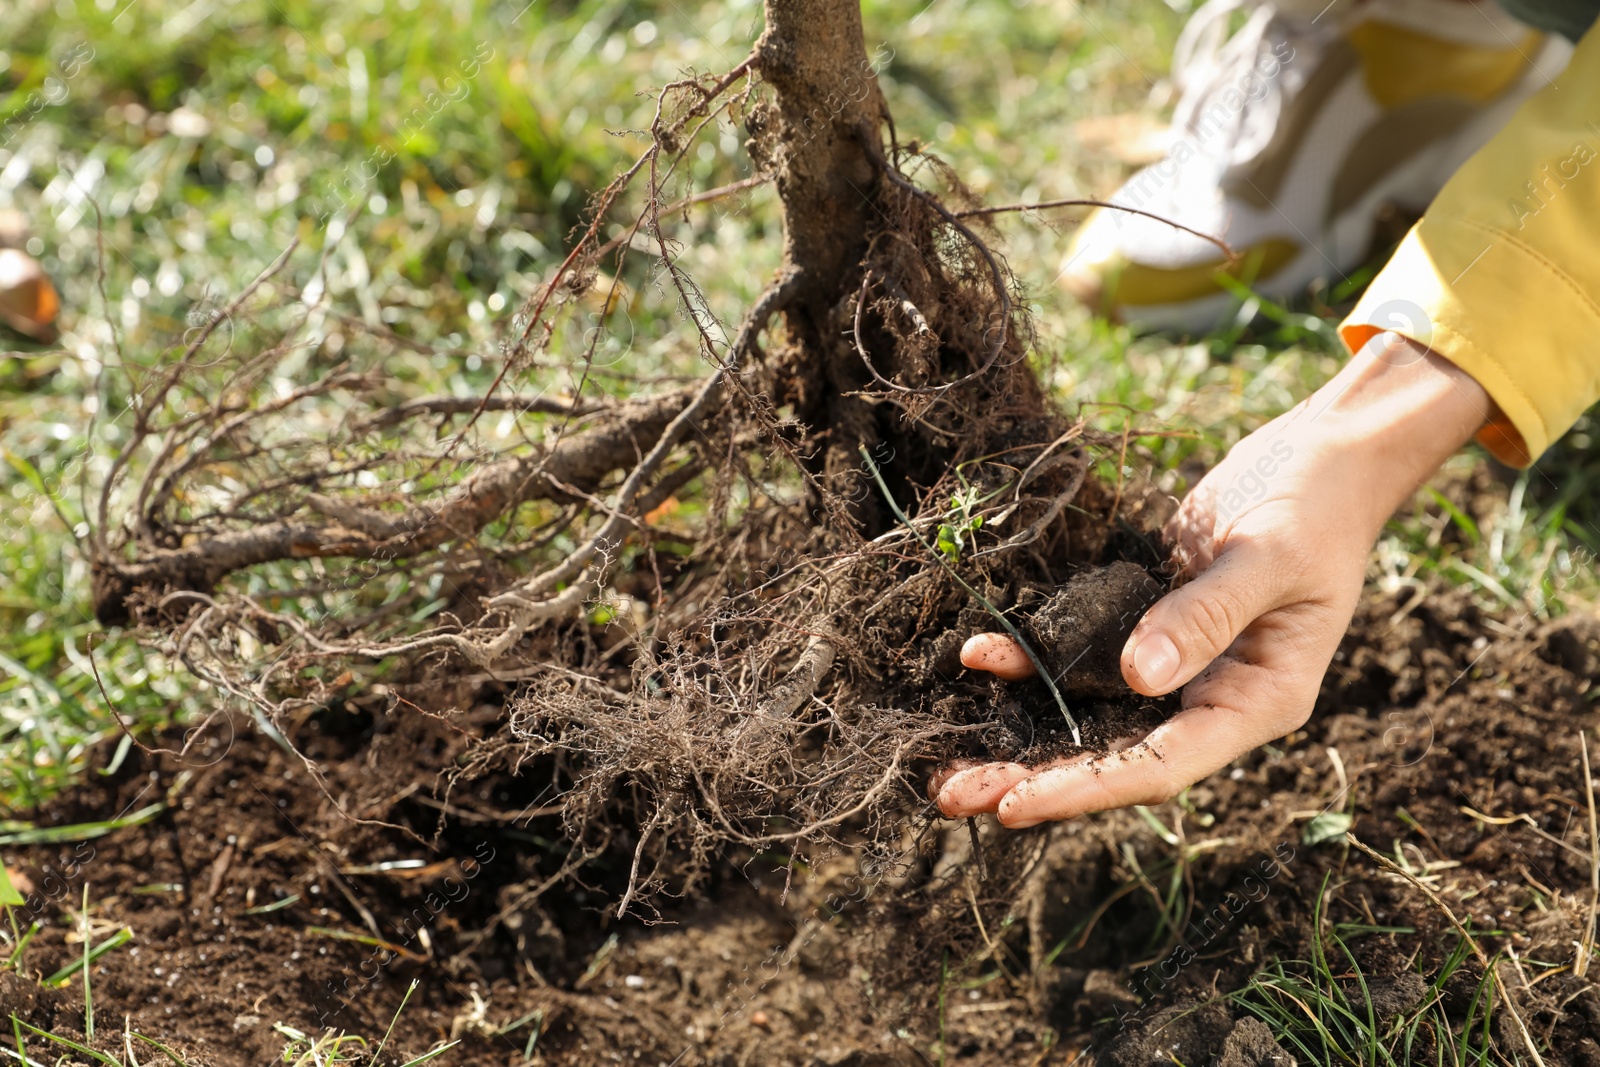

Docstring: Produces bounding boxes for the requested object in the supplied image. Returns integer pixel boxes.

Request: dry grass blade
[1345,832,1547,1067]
[951,196,1236,263]
[1580,728,1599,978]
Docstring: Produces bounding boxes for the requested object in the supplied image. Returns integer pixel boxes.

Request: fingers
[995,666,1296,827]
[926,759,980,802]
[996,621,1328,827]
[940,621,1326,827]
[1120,541,1284,697]
[934,762,1033,817]
[1164,512,1212,581]
[960,633,1036,680]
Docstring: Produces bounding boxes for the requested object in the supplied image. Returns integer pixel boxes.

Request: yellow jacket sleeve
[1340,20,1600,468]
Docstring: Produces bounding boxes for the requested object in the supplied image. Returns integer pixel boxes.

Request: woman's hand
[935,333,1493,828]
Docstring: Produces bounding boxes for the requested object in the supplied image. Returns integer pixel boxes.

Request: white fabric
[1170,0,1312,167]
[1062,0,1573,331]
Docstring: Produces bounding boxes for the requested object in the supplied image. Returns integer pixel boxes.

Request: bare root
[88,36,1171,923]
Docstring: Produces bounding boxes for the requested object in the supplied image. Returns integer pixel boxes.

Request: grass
[0,886,454,1066]
[1,0,1589,810]
[1230,941,1503,1066]
[0,802,165,845]
[4,973,458,1067]
[4,1012,460,1067]
[0,0,1597,1059]
[1032,812,1555,1065]
[3,0,1594,802]
[1228,873,1512,1066]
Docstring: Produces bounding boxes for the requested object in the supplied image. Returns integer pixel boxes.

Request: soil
[990,561,1177,761]
[22,7,1593,1059]
[1025,561,1165,700]
[7,584,1600,1065]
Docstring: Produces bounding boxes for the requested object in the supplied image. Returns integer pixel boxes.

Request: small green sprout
[936,486,986,564]
[860,447,1081,744]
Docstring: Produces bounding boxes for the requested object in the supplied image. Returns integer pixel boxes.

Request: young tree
[90,0,1133,911]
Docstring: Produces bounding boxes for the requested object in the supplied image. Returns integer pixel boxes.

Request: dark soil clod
[1024,561,1166,699]
[969,561,1176,764]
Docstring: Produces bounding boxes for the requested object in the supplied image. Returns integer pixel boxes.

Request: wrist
[1289,332,1491,536]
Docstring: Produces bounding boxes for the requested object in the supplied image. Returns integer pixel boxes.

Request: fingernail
[1132,631,1181,692]
[997,797,1044,829]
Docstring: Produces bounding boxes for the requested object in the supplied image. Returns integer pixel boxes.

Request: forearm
[1286,332,1492,539]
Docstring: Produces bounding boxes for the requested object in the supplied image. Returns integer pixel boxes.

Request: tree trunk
[755,0,885,317]
[754,0,890,524]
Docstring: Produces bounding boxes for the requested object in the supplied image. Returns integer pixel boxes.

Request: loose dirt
[8,584,1600,1065]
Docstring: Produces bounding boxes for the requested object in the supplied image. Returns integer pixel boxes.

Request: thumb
[1121,545,1283,696]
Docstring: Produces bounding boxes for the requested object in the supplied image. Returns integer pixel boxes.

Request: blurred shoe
[1060,0,1572,332]
[0,211,59,344]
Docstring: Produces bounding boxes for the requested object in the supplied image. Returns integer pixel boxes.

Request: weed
[861,444,1079,741]
[937,486,988,564]
[1229,872,1509,1065]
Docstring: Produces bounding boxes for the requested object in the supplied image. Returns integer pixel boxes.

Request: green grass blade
[0,448,81,534]
[242,893,300,915]
[80,885,92,1043]
[0,803,166,845]
[99,733,134,777]
[1133,805,1180,845]
[397,1040,461,1066]
[0,866,23,908]
[859,446,1080,743]
[495,1009,544,1037]
[9,1014,29,1067]
[130,1032,194,1065]
[1310,871,1332,993]
[132,1030,195,1062]
[44,927,132,986]
[374,979,419,1064]
[9,1018,120,1067]
[1426,487,1481,545]
[0,651,71,716]
[1331,933,1389,1066]
[5,921,39,969]
[495,1007,544,1061]
[522,1016,543,1061]
[1232,979,1329,1063]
